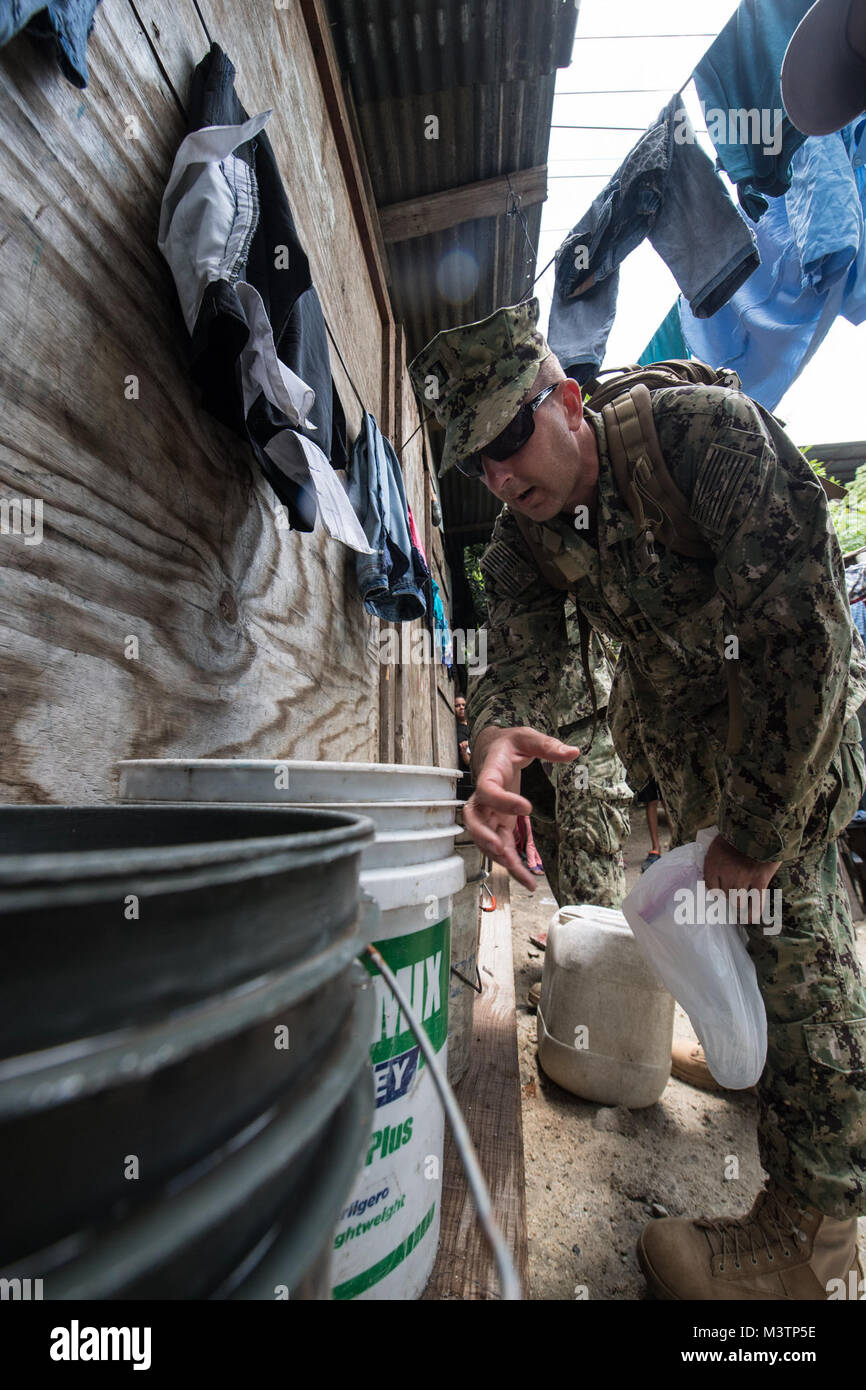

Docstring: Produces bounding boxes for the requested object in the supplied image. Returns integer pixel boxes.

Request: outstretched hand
[463,727,581,891]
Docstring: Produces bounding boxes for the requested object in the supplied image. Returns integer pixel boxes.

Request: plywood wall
[0,0,453,803]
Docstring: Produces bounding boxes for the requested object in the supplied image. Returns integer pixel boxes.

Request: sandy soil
[512,812,866,1300]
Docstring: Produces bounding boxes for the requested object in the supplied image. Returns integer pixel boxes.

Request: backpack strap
[602,384,708,573]
[584,359,739,411]
[588,361,847,505]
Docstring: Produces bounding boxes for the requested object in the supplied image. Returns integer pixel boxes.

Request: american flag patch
[481,541,540,599]
[691,433,763,537]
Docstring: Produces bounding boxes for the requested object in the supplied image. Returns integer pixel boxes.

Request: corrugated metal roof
[328,0,577,102]
[326,0,578,544]
[809,442,866,486]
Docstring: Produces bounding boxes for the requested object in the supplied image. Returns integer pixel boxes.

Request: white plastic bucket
[118,759,458,805]
[301,801,461,831]
[335,853,465,1300]
[117,763,462,876]
[116,758,464,1299]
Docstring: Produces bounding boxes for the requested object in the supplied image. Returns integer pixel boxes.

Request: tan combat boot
[670,1039,757,1095]
[637,1180,864,1300]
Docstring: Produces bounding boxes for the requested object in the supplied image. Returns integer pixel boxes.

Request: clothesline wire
[551,124,655,131]
[191,0,213,48]
[396,59,704,441]
[324,317,368,415]
[397,415,430,457]
[552,123,707,132]
[573,33,717,40]
[555,88,684,95]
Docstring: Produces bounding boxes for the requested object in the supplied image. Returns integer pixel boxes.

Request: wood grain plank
[0,0,407,801]
[423,866,528,1299]
[380,165,548,242]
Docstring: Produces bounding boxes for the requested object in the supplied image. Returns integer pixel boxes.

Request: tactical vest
[508,360,846,751]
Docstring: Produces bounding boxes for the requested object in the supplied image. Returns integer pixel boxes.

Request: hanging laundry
[638,302,689,366]
[548,95,759,383]
[430,579,453,668]
[406,502,435,639]
[158,45,366,550]
[847,559,866,645]
[680,120,866,411]
[693,0,812,220]
[406,503,428,566]
[346,414,429,622]
[0,0,101,86]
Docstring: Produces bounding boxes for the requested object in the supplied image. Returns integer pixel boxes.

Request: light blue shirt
[680,120,866,411]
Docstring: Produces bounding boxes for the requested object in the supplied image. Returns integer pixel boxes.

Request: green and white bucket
[117,759,464,1299]
[338,852,464,1299]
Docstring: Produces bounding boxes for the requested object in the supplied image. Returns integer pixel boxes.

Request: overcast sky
[535,0,866,446]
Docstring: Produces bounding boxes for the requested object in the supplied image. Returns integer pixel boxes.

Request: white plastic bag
[622,827,768,1089]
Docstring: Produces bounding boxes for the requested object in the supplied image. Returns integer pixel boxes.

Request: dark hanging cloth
[159,44,361,541]
[346,413,429,621]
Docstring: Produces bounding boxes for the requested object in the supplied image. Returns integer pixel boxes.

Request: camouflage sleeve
[656,384,866,862]
[466,506,567,747]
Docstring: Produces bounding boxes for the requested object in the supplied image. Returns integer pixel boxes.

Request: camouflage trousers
[521,712,631,909]
[727,725,866,1218]
[747,834,866,1219]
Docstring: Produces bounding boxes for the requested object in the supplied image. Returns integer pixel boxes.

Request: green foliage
[803,449,866,555]
[463,543,488,629]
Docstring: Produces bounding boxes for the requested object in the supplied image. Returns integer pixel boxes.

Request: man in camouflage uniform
[409,298,866,1301]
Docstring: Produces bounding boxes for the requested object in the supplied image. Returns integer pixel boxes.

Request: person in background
[513,813,545,875]
[455,694,473,801]
[637,778,664,873]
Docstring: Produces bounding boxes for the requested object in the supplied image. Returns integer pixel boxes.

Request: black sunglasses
[458,384,558,478]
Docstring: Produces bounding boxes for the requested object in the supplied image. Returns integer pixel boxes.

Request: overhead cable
[573,33,717,40]
[555,87,686,95]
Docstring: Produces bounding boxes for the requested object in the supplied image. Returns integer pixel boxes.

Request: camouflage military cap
[408,299,552,475]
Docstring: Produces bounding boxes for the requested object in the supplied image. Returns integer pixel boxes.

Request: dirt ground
[512,811,866,1301]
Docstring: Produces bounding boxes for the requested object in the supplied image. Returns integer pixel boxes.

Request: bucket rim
[0,804,376,893]
[118,757,459,779]
[39,985,374,1298]
[0,912,373,1114]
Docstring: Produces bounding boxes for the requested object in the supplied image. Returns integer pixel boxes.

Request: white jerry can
[536,904,675,1108]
